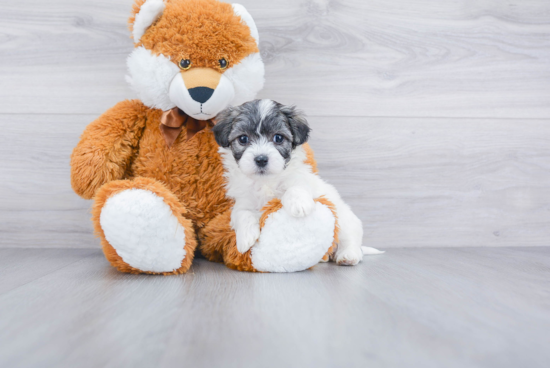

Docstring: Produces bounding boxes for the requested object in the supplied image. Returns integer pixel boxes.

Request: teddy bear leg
[92,177,197,275]
[198,197,337,273]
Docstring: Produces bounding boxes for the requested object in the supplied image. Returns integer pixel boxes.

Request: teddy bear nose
[254,155,269,168]
[188,87,215,104]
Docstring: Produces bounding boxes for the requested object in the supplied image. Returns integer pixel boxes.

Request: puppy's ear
[213,107,239,147]
[281,105,310,147]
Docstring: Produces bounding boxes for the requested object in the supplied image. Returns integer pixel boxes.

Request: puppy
[213,99,373,265]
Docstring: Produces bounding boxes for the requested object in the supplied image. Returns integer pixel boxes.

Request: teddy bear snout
[188,87,215,104]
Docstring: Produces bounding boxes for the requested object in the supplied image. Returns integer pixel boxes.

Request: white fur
[362,246,385,255]
[221,144,373,267]
[100,189,186,273]
[126,47,179,111]
[133,0,166,43]
[237,138,286,177]
[224,53,265,107]
[225,5,265,107]
[233,210,260,253]
[126,47,264,117]
[169,73,236,120]
[232,4,260,45]
[281,186,315,218]
[252,201,335,272]
[256,99,274,133]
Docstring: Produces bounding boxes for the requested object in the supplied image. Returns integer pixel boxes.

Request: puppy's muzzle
[254,155,268,168]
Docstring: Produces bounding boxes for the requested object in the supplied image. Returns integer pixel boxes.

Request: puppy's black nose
[188,87,214,104]
[254,155,269,168]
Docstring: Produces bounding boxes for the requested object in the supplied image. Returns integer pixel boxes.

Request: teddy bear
[70,0,359,275]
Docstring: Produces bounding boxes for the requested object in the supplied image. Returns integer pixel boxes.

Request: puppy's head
[213,99,310,176]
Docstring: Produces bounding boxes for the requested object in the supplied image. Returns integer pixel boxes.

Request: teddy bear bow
[160,107,214,147]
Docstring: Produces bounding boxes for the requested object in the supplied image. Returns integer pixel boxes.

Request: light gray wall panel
[1,114,549,248]
[1,0,549,248]
[309,116,550,248]
[0,0,549,117]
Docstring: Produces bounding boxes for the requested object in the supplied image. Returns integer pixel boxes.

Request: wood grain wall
[1,0,549,248]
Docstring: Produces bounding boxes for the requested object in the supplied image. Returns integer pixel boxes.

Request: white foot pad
[100,189,186,273]
[251,202,335,272]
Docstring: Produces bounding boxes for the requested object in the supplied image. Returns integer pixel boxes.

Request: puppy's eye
[219,58,228,70]
[238,135,249,145]
[273,134,284,144]
[179,59,191,70]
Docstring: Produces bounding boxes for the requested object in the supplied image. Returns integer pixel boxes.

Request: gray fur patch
[213,99,310,164]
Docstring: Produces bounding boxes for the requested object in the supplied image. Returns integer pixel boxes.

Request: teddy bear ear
[130,0,166,43]
[232,4,260,45]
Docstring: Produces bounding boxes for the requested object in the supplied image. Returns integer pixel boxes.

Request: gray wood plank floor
[0,247,549,368]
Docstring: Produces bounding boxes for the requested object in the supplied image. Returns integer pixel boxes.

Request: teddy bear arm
[70,100,148,199]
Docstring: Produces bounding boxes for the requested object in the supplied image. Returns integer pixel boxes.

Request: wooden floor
[0,247,549,368]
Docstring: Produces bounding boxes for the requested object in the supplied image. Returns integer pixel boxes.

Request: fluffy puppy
[213,99,373,265]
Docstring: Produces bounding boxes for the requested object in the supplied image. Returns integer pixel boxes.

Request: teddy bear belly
[129,126,232,226]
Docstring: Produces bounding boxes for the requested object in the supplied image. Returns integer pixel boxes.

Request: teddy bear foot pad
[100,189,188,273]
[251,202,335,272]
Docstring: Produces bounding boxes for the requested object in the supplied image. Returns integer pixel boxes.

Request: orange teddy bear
[70,0,340,274]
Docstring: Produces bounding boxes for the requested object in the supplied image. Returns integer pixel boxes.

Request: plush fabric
[126,46,179,111]
[134,0,258,68]
[159,107,212,145]
[100,189,188,272]
[91,177,197,275]
[253,201,335,272]
[71,0,337,274]
[131,0,165,42]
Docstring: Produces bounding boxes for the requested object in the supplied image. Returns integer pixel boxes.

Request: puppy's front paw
[335,246,364,266]
[282,188,315,218]
[236,224,260,254]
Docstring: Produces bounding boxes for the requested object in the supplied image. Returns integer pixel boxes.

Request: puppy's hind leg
[334,206,365,266]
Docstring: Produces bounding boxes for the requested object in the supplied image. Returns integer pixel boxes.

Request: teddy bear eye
[219,58,228,69]
[179,59,191,70]
[273,134,284,144]
[238,135,249,145]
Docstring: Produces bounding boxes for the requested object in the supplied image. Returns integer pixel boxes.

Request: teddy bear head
[126,0,265,120]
